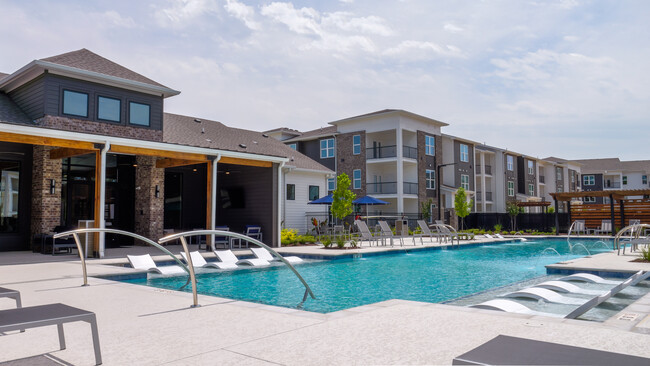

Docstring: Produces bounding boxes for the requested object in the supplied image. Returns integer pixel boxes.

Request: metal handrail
[53,228,198,307]
[615,224,650,255]
[159,230,316,305]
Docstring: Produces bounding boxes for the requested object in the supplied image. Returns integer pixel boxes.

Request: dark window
[309,185,319,201]
[63,90,88,117]
[0,160,20,233]
[129,102,150,126]
[286,184,295,200]
[97,96,121,122]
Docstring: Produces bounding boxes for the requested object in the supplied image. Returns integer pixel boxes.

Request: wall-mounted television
[220,187,245,209]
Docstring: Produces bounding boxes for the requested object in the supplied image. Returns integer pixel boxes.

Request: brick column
[133,156,164,242]
[31,146,62,240]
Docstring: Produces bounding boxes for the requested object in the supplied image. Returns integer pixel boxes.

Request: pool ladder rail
[54,228,316,308]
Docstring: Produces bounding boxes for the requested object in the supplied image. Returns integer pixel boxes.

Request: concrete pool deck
[1,237,649,365]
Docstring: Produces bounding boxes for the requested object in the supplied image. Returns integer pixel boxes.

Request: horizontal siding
[284,171,328,234]
[8,76,45,119]
[43,74,163,130]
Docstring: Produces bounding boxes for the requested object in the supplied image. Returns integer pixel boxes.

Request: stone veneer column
[31,146,62,241]
[133,156,165,242]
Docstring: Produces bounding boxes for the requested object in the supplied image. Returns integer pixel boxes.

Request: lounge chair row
[471,270,650,319]
[127,248,303,274]
[353,219,467,247]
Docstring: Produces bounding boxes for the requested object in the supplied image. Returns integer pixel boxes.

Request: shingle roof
[574,158,622,171]
[328,109,449,127]
[41,49,168,89]
[0,72,8,81]
[0,92,32,125]
[283,125,337,142]
[163,113,333,172]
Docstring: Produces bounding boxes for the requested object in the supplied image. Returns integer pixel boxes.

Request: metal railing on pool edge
[159,230,316,307]
[53,228,198,307]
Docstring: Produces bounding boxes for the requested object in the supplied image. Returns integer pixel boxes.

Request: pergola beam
[155,158,204,169]
[219,156,273,168]
[110,145,208,161]
[49,147,95,160]
[0,131,96,150]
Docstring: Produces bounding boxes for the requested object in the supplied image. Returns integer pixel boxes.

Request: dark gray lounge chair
[0,303,102,365]
[453,335,650,365]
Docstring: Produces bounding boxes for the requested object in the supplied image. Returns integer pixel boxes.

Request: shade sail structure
[308,194,333,205]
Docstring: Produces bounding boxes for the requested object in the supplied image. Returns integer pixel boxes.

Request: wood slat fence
[570,199,650,230]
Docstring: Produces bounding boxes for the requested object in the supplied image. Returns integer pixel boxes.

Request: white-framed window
[507,156,514,171]
[527,160,534,175]
[426,169,435,189]
[528,183,534,196]
[460,174,469,190]
[570,171,575,183]
[320,138,335,158]
[557,187,563,193]
[507,181,514,197]
[643,175,648,185]
[603,196,610,204]
[583,196,596,203]
[460,144,469,162]
[288,143,297,150]
[309,185,319,201]
[352,135,361,155]
[425,135,435,156]
[583,175,595,186]
[623,176,627,185]
[353,169,361,189]
[327,178,336,191]
[556,167,562,181]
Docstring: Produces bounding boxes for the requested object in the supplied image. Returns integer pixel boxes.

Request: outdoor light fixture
[49,179,56,194]
[155,185,160,198]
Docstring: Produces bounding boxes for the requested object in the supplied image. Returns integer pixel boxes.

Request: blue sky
[1,0,648,160]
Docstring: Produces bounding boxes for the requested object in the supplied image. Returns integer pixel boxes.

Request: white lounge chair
[250,247,302,263]
[214,249,269,266]
[559,273,621,285]
[502,287,586,305]
[127,254,187,275]
[495,233,505,239]
[595,220,612,235]
[378,221,404,246]
[532,281,605,296]
[470,299,561,317]
[484,234,494,239]
[180,251,238,269]
[354,220,379,247]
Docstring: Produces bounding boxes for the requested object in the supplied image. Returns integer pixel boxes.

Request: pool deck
[1,236,649,365]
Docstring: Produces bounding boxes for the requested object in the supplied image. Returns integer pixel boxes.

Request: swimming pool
[119,238,613,313]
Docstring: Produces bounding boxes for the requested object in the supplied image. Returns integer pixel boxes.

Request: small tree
[420,198,434,222]
[331,173,356,224]
[506,201,520,231]
[454,187,473,231]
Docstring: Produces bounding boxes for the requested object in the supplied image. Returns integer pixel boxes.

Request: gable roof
[283,125,338,142]
[41,49,167,88]
[163,113,333,172]
[575,158,622,172]
[328,109,449,127]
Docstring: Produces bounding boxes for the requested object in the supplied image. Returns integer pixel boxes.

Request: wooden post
[554,198,559,235]
[609,194,616,236]
[619,199,626,229]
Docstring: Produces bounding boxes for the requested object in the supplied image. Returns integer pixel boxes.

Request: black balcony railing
[367,182,397,194]
[402,146,418,159]
[605,181,621,188]
[367,145,396,159]
[403,182,418,194]
[476,191,493,202]
[476,165,492,175]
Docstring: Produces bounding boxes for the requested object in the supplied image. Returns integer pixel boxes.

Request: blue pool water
[119,238,613,313]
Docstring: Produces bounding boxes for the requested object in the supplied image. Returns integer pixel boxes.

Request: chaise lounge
[213,249,269,267]
[250,247,302,263]
[180,250,238,269]
[127,254,187,275]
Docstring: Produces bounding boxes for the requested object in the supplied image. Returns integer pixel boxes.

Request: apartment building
[440,134,476,212]
[575,158,650,204]
[268,110,448,218]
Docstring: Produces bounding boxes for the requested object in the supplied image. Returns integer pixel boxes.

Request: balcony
[476,165,492,175]
[403,182,418,195]
[366,145,418,160]
[367,182,397,194]
[604,181,621,189]
[539,175,545,184]
[476,191,493,202]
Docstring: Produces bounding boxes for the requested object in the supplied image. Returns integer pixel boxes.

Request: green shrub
[494,224,502,232]
[336,236,346,249]
[281,228,298,245]
[298,235,316,243]
[322,236,332,248]
[349,239,358,248]
[640,247,650,261]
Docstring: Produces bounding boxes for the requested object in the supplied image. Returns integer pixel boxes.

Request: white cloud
[224,0,260,30]
[383,40,463,60]
[443,22,463,33]
[101,11,137,28]
[260,2,321,35]
[323,12,393,36]
[155,0,219,27]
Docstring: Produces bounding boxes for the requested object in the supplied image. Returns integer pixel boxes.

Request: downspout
[99,141,110,258]
[210,155,221,249]
[282,165,294,232]
[278,161,286,247]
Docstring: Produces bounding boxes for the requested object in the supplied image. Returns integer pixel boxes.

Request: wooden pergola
[549,189,650,235]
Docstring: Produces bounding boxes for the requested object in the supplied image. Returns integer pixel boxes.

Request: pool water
[119,238,613,313]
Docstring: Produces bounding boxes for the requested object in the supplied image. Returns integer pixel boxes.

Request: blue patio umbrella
[353,195,389,221]
[308,194,333,205]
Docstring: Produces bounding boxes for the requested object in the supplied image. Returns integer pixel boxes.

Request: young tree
[331,173,356,224]
[420,198,434,222]
[454,187,473,230]
[506,201,520,231]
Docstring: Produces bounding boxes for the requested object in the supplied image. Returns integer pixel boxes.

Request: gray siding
[299,139,336,171]
[505,154,517,200]
[40,74,163,130]
[454,141,474,191]
[8,75,45,119]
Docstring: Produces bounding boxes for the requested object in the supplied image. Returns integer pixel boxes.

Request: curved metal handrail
[53,228,198,308]
[159,230,316,304]
[615,224,650,255]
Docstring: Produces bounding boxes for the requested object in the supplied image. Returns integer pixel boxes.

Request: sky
[1,0,648,161]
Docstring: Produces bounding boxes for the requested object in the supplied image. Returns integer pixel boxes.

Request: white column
[480,152,486,213]
[396,128,404,214]
[277,162,285,247]
[210,157,218,249]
